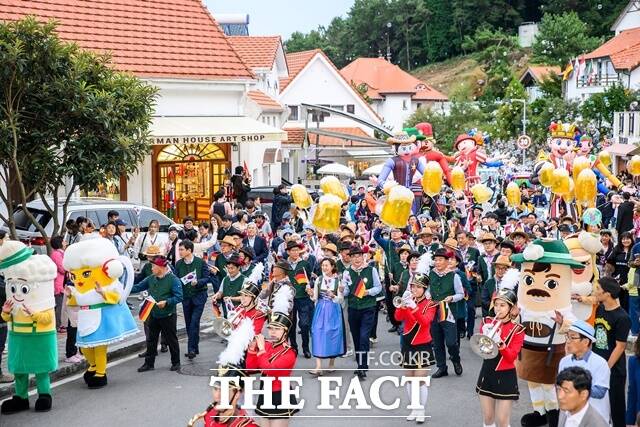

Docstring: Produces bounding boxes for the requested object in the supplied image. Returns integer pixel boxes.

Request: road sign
[517,135,532,150]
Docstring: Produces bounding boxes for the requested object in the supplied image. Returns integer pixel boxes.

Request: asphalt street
[0,316,532,427]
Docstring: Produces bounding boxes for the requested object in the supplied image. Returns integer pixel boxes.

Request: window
[620,113,625,135]
[330,105,344,111]
[346,104,355,114]
[402,99,408,110]
[139,209,172,232]
[416,103,422,109]
[288,105,299,121]
[630,113,635,136]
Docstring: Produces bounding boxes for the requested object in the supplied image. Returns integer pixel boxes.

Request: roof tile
[279,49,321,91]
[584,27,640,70]
[247,90,284,112]
[0,0,254,80]
[228,36,282,69]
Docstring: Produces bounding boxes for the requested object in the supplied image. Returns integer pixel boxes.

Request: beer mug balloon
[450,166,466,192]
[422,161,443,197]
[471,183,492,204]
[538,161,554,188]
[628,155,640,176]
[575,168,597,205]
[598,150,612,167]
[505,182,521,207]
[380,185,414,228]
[551,168,570,195]
[572,156,591,182]
[562,178,575,203]
[312,194,342,233]
[291,184,313,209]
[320,176,348,202]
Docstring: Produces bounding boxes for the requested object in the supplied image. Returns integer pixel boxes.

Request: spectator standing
[49,236,66,332]
[231,165,251,207]
[627,338,640,425]
[271,184,292,232]
[592,277,631,427]
[556,367,609,427]
[616,192,635,237]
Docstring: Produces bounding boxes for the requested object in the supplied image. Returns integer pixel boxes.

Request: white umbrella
[362,162,385,176]
[317,163,355,176]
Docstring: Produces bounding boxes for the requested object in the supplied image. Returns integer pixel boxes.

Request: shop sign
[151,134,269,145]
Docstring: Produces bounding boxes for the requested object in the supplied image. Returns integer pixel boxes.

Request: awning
[150,116,287,145]
[263,148,283,164]
[605,143,640,156]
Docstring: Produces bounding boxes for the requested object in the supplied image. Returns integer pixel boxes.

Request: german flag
[294,270,308,286]
[354,279,367,299]
[139,296,156,322]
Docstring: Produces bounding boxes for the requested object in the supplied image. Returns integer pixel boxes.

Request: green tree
[284,29,328,53]
[423,0,458,62]
[492,79,528,141]
[580,84,637,132]
[538,72,562,98]
[0,17,157,250]
[532,12,601,66]
[540,0,628,38]
[528,96,581,150]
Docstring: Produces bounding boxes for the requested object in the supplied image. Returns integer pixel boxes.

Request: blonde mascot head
[564,232,602,322]
[0,241,56,314]
[63,238,125,296]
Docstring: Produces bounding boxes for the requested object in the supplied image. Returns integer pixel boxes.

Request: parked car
[3,198,177,254]
[247,186,320,220]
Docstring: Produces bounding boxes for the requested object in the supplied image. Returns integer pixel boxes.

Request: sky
[206,0,354,40]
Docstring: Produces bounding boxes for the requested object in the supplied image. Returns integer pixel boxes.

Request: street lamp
[386,22,392,62]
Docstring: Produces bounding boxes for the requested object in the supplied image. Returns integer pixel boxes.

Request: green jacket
[175,256,210,299]
[131,272,183,318]
[288,258,312,299]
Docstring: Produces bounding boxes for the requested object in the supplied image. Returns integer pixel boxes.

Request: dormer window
[416,84,427,90]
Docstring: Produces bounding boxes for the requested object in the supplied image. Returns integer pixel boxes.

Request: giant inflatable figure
[564,232,602,324]
[511,239,580,427]
[63,238,138,388]
[573,134,621,193]
[0,241,57,414]
[453,132,488,186]
[414,122,453,184]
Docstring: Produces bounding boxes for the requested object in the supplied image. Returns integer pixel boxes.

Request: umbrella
[317,163,355,176]
[362,163,385,176]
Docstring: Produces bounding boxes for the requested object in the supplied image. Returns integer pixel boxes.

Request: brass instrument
[470,316,503,359]
[212,317,233,338]
[392,296,404,308]
[187,410,207,427]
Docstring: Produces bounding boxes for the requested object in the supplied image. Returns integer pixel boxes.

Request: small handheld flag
[139,296,156,322]
[294,270,309,286]
[180,271,197,285]
[354,278,367,299]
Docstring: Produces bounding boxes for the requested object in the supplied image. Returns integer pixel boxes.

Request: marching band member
[246,287,298,426]
[476,287,525,427]
[234,264,267,335]
[394,253,437,424]
[265,261,295,314]
[188,318,258,427]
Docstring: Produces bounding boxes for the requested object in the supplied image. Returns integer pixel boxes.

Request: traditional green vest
[337,258,349,274]
[398,268,413,295]
[288,258,311,299]
[147,273,178,318]
[478,253,497,284]
[175,256,207,299]
[346,266,377,310]
[222,273,246,302]
[391,261,407,284]
[484,277,497,297]
[215,253,230,282]
[429,270,455,302]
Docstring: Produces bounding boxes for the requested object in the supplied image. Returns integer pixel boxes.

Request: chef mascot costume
[511,239,580,427]
[63,237,138,389]
[0,241,58,414]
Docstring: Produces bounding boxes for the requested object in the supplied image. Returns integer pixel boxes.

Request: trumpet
[469,316,503,359]
[212,317,233,338]
[392,296,404,308]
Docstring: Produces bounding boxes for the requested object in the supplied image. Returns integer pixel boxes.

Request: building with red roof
[340,57,448,131]
[1,0,287,221]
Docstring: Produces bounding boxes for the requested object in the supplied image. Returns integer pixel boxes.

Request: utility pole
[386,22,392,62]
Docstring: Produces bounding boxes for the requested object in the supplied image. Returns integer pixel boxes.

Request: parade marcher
[511,239,581,427]
[428,248,464,378]
[285,240,313,358]
[63,238,139,388]
[235,264,267,335]
[480,255,514,316]
[131,255,183,373]
[394,253,437,423]
[214,255,246,317]
[457,231,480,338]
[558,320,611,424]
[175,239,210,360]
[246,288,298,426]
[308,257,346,375]
[187,318,258,427]
[343,245,382,379]
[476,287,525,427]
[0,241,58,414]
[243,222,269,264]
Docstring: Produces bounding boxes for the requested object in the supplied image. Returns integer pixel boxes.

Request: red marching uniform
[201,405,259,427]
[394,297,437,369]
[245,341,298,418]
[234,306,267,335]
[475,316,525,400]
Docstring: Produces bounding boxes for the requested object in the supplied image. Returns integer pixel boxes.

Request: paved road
[1,317,532,427]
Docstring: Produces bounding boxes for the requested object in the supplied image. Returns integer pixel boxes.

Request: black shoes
[138,364,154,372]
[34,394,52,412]
[520,411,547,427]
[138,351,147,358]
[170,364,181,372]
[388,326,398,333]
[546,409,559,427]
[87,374,108,389]
[83,370,95,385]
[303,350,311,359]
[453,361,463,376]
[353,370,367,380]
[186,352,196,360]
[431,368,448,378]
[160,344,168,353]
[0,395,29,414]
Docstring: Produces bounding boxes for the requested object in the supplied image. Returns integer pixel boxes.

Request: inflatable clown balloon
[414,122,453,184]
[0,241,57,415]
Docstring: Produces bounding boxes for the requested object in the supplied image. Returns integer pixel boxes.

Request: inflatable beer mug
[628,155,640,176]
[572,156,591,182]
[291,184,313,209]
[598,150,612,167]
[538,161,554,188]
[312,194,342,233]
[320,176,348,202]
[450,166,466,192]
[575,169,597,205]
[471,183,492,204]
[551,168,571,196]
[380,185,414,228]
[422,161,443,197]
[505,182,521,207]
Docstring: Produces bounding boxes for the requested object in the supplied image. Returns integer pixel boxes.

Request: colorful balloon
[422,161,443,197]
[562,178,575,203]
[290,184,312,209]
[575,169,597,205]
[312,194,342,233]
[450,166,466,192]
[383,181,397,195]
[380,186,414,228]
[471,183,492,204]
[551,168,570,196]
[628,155,640,176]
[320,176,348,202]
[572,156,591,182]
[598,150,612,167]
[538,162,554,188]
[505,182,521,207]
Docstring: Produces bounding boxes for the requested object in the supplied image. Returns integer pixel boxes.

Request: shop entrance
[154,143,230,223]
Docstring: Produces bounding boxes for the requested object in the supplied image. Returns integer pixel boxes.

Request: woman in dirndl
[475,288,525,427]
[394,272,437,424]
[308,258,345,375]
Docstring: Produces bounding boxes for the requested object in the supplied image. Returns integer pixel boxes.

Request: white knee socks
[420,384,429,409]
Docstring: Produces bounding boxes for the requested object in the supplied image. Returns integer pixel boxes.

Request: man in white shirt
[558,320,611,423]
[557,366,608,427]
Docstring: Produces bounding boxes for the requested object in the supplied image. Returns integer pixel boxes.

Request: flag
[576,55,586,81]
[562,61,574,80]
[294,270,309,286]
[180,271,197,285]
[243,161,251,178]
[354,278,367,299]
[139,296,156,322]
[437,301,456,323]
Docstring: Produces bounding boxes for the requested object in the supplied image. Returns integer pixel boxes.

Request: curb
[0,320,215,399]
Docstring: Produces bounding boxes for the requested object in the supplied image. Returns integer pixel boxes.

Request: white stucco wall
[614,7,640,34]
[377,93,413,131]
